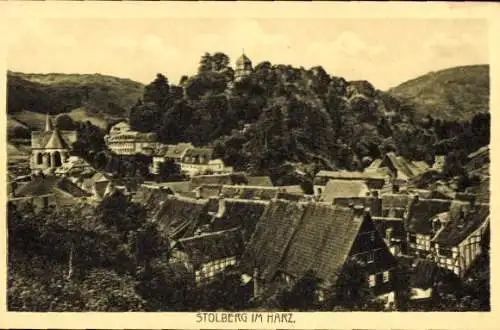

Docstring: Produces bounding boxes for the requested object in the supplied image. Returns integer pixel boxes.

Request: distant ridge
[388,65,489,121]
[7,71,145,125]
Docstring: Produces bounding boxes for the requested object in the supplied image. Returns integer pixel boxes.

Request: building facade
[104,121,158,155]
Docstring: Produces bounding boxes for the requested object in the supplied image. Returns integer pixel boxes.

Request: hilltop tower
[234,51,253,82]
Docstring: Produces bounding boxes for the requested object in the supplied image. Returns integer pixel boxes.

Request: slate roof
[82,172,111,197]
[194,184,220,199]
[220,185,280,200]
[278,203,364,287]
[405,198,452,234]
[411,161,431,174]
[365,159,383,172]
[333,196,382,217]
[211,199,269,240]
[276,185,305,195]
[164,143,193,159]
[383,152,420,181]
[314,170,386,186]
[247,176,273,187]
[320,179,370,203]
[14,176,90,198]
[242,200,306,280]
[465,179,490,204]
[182,148,214,164]
[135,181,194,201]
[155,196,210,240]
[372,216,405,240]
[44,129,69,149]
[176,227,244,268]
[406,189,452,200]
[434,202,490,246]
[236,53,252,66]
[191,173,247,188]
[467,145,489,160]
[381,193,411,210]
[31,130,77,149]
[316,170,386,180]
[143,187,173,212]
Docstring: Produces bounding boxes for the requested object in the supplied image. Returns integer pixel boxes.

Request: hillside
[388,65,489,121]
[7,71,144,121]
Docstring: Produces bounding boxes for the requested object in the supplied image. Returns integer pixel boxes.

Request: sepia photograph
[2,1,494,323]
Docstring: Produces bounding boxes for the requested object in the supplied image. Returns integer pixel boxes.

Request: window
[369,274,376,288]
[367,251,375,263]
[383,271,390,283]
[316,290,325,302]
[439,246,453,258]
[370,231,376,242]
[409,234,416,243]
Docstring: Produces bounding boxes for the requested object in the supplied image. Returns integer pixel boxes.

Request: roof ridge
[44,129,69,149]
[177,226,241,242]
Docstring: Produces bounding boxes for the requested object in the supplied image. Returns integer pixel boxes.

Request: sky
[6,18,488,90]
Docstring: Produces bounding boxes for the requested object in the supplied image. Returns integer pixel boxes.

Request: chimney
[253,267,259,298]
[372,194,382,217]
[216,198,226,217]
[413,193,420,204]
[195,187,201,199]
[352,204,364,216]
[457,207,467,229]
[386,227,393,241]
[364,206,371,216]
[469,196,477,211]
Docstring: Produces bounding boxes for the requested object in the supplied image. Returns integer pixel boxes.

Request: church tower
[45,113,54,131]
[234,51,253,82]
[30,114,75,174]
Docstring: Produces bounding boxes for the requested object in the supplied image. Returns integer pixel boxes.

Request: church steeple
[45,113,54,132]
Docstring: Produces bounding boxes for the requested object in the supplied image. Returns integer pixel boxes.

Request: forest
[127,52,489,181]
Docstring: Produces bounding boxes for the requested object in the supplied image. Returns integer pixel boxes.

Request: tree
[198,52,213,73]
[280,270,320,311]
[96,190,146,234]
[211,52,230,72]
[72,121,106,162]
[157,159,181,181]
[143,73,170,108]
[80,269,145,311]
[10,125,30,139]
[55,114,77,130]
[324,259,385,311]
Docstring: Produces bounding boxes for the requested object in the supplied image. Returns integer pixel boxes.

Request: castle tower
[234,52,253,82]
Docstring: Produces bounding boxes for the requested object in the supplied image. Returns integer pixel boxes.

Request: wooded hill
[128,53,490,177]
[7,57,490,179]
[7,71,144,130]
[389,65,489,121]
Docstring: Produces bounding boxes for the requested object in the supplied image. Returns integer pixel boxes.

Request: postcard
[0,1,498,329]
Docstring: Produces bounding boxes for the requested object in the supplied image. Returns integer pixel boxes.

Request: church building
[30,114,77,173]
